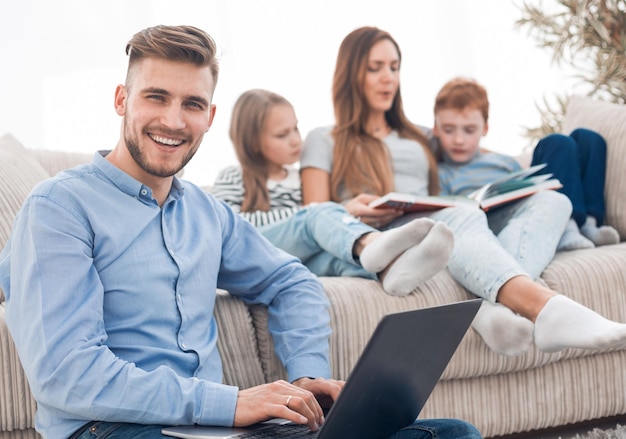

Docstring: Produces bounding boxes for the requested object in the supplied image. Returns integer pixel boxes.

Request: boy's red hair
[434,77,489,123]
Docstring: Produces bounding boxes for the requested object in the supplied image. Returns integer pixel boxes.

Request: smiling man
[0,25,344,439]
[107,51,217,205]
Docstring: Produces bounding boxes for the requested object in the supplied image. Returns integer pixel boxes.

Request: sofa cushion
[214,290,267,389]
[561,96,626,239]
[29,149,93,178]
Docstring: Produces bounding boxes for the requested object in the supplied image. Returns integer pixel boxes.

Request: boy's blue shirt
[438,149,522,196]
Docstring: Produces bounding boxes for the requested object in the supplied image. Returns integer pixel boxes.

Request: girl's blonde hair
[331,26,439,200]
[229,89,292,212]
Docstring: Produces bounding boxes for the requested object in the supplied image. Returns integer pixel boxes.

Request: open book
[369,164,563,213]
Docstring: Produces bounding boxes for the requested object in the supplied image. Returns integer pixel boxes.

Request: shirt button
[181,342,187,349]
[141,189,148,195]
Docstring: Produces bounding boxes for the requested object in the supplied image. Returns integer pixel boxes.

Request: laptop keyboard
[238,423,318,438]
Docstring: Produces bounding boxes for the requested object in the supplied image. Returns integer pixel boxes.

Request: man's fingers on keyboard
[281,395,320,431]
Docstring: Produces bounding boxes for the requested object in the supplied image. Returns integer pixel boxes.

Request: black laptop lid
[317,299,481,439]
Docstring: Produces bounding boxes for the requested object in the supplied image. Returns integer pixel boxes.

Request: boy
[431,77,572,356]
[433,77,618,250]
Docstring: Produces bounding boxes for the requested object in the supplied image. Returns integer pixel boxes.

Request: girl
[299,26,626,356]
[212,88,454,296]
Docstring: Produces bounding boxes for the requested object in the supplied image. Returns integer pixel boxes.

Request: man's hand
[291,376,344,410]
[233,378,344,432]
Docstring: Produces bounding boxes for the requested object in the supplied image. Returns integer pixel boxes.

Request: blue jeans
[531,128,608,227]
[485,190,571,279]
[71,418,482,438]
[424,190,571,302]
[387,418,482,439]
[70,422,166,438]
[259,202,377,279]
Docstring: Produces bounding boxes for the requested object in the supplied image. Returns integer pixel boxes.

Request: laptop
[162,299,481,439]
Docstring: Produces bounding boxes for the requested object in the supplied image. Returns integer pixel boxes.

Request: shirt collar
[92,151,184,204]
[441,149,481,166]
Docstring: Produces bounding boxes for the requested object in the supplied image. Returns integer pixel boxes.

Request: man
[0,25,479,439]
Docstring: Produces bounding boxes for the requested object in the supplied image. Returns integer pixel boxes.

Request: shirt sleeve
[416,124,442,156]
[437,163,454,195]
[301,126,335,173]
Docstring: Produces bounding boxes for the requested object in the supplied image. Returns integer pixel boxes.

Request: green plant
[515,0,626,141]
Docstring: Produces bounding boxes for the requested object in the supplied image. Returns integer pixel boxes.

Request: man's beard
[125,129,197,178]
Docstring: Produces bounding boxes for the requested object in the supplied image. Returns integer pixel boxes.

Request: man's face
[114,57,216,182]
[433,107,488,164]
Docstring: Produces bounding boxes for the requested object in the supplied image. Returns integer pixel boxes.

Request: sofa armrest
[29,149,93,178]
[214,290,267,389]
[0,302,37,433]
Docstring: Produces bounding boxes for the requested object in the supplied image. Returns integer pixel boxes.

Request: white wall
[0,0,577,186]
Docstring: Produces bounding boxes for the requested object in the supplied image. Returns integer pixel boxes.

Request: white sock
[471,301,534,356]
[580,216,620,246]
[557,219,594,251]
[360,218,436,273]
[380,222,454,296]
[534,295,626,353]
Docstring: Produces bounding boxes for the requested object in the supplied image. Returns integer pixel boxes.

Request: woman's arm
[300,167,401,227]
[300,127,401,227]
[301,167,331,204]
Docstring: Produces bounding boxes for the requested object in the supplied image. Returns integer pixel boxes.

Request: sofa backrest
[0,134,93,303]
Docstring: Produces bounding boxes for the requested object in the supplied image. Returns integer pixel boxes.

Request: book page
[469,163,548,202]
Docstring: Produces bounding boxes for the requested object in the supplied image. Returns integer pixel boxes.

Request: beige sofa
[2,95,626,439]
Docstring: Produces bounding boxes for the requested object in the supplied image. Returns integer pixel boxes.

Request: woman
[300,26,626,356]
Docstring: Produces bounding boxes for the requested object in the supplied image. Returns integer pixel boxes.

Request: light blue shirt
[0,152,331,439]
[438,150,522,196]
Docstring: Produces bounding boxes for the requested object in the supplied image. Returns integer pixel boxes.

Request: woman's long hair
[229,89,291,211]
[330,26,439,201]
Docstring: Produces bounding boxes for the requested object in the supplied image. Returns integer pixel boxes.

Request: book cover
[474,177,562,211]
[368,193,477,212]
[369,163,562,213]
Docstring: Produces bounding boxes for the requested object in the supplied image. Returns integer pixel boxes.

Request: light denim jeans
[70,418,482,438]
[393,190,572,303]
[258,201,378,279]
